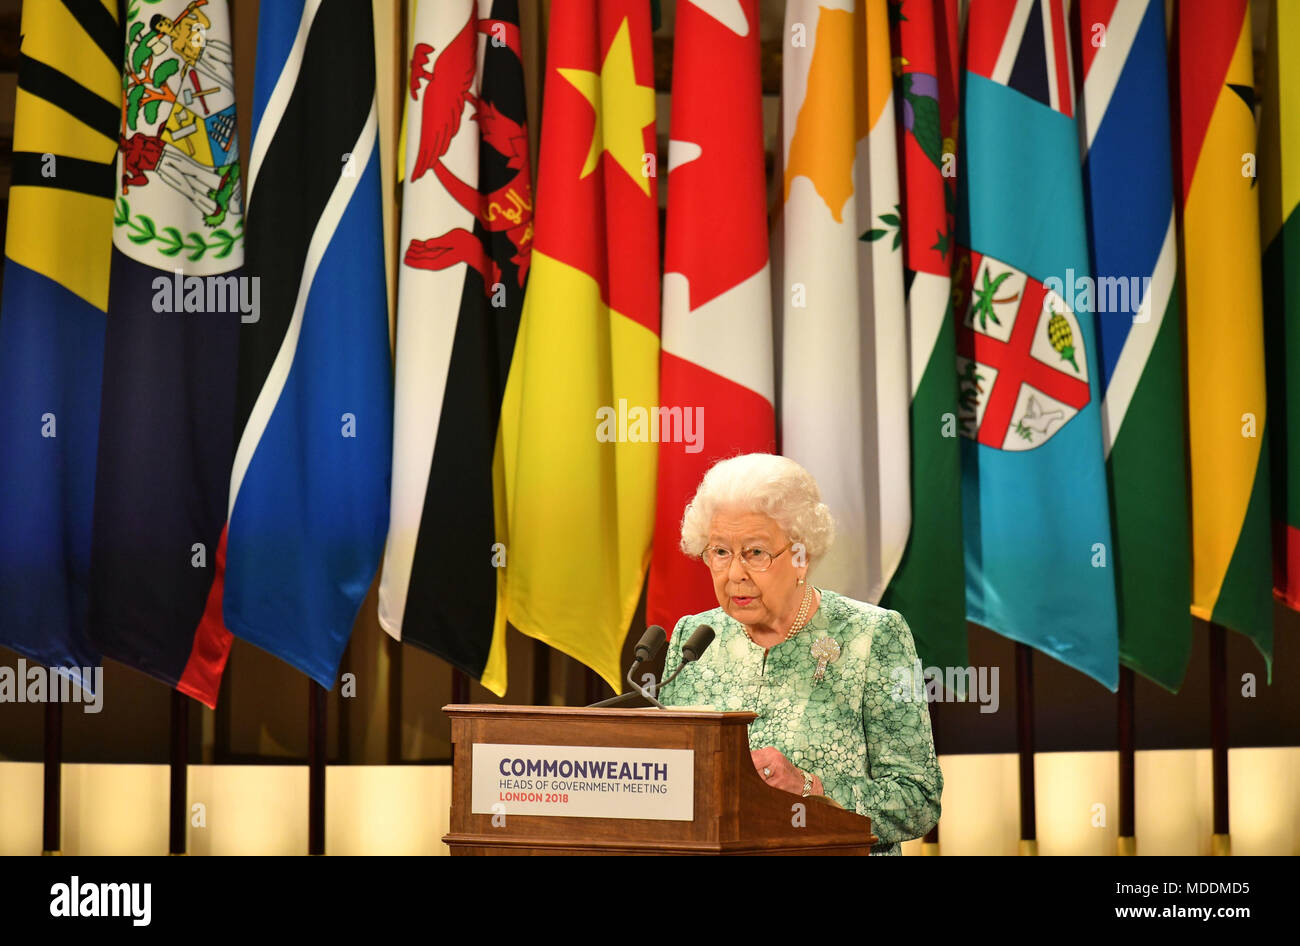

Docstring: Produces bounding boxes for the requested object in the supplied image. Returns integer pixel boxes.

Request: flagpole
[1208,622,1230,855]
[451,667,470,705]
[583,666,605,706]
[338,640,352,761]
[1015,642,1037,855]
[387,634,402,764]
[533,640,551,706]
[169,689,189,855]
[1116,666,1135,855]
[41,696,62,855]
[308,680,327,855]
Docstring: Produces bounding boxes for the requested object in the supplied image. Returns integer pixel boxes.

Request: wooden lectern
[444,704,877,855]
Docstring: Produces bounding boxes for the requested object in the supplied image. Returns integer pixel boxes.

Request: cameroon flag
[1262,0,1300,612]
[1175,0,1273,676]
[496,0,659,691]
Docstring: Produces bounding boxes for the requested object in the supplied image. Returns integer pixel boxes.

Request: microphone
[632,624,667,669]
[658,625,715,693]
[587,625,667,708]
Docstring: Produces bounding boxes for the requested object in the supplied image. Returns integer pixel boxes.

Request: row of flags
[0,0,1295,706]
[0,0,389,708]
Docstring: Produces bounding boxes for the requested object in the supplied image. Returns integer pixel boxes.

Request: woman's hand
[751,746,823,796]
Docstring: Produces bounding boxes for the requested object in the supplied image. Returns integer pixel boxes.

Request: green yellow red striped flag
[1262,0,1300,615]
[1175,0,1273,678]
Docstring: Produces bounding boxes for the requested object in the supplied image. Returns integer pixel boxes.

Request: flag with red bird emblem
[379,0,533,695]
[647,0,776,634]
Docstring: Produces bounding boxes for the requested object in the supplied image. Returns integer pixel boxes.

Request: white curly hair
[679,453,836,564]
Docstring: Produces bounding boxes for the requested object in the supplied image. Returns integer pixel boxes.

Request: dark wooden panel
[444,704,876,855]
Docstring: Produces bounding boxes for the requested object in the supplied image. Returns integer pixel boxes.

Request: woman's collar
[807,587,832,632]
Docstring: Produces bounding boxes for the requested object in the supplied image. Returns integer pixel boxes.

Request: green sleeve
[850,609,944,846]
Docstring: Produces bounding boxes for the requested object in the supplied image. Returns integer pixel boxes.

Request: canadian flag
[647,0,776,634]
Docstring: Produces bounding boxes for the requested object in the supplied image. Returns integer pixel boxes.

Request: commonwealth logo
[953,249,1091,451]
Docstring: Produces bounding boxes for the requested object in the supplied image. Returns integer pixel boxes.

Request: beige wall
[2,747,1297,855]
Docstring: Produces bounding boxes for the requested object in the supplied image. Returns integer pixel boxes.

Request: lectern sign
[471,743,695,821]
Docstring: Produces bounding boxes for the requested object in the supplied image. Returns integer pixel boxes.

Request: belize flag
[194,0,393,688]
[956,0,1119,690]
[90,0,244,708]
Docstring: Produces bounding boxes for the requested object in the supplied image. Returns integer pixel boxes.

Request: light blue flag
[955,0,1119,690]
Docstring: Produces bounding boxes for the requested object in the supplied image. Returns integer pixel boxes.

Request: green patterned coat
[659,589,943,856]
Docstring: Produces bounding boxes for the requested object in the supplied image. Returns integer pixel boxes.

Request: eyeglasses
[700,543,792,572]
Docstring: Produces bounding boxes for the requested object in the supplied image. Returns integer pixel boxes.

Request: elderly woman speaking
[659,453,943,856]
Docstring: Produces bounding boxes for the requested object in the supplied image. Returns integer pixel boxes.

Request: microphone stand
[587,661,667,709]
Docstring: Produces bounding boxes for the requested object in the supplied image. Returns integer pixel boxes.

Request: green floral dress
[659,588,943,856]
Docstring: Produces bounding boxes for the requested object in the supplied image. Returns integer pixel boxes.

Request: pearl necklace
[743,584,814,647]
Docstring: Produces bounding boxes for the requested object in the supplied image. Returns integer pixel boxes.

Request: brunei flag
[496,0,659,691]
[194,0,393,687]
[1174,0,1273,677]
[878,0,968,670]
[89,0,243,708]
[379,0,533,696]
[1077,0,1192,693]
[1262,0,1300,613]
[957,0,1119,689]
[778,0,909,605]
[0,0,119,684]
[647,0,775,633]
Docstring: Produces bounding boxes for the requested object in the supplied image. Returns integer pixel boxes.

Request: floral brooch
[810,636,841,683]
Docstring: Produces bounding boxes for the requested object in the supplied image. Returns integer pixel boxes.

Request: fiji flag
[1078,0,1192,693]
[0,0,119,682]
[956,0,1119,689]
[194,0,393,686]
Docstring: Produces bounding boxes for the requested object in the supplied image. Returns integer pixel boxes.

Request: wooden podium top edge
[441,703,759,723]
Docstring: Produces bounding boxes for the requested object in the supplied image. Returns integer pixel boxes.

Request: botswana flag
[379,0,533,696]
[195,0,393,687]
